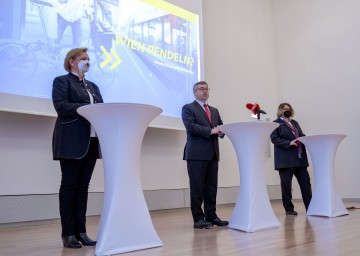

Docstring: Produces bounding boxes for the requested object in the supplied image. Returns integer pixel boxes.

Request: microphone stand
[256,109,267,120]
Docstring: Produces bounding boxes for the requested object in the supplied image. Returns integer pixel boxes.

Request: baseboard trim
[0,185,308,224]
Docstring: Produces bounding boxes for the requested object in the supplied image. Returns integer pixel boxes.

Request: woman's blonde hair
[63,47,88,72]
[276,102,295,117]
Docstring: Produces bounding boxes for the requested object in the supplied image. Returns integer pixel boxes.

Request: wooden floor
[1,200,360,256]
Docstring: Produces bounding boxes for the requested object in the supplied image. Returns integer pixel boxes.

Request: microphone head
[246,103,254,110]
[246,103,266,117]
[246,103,260,115]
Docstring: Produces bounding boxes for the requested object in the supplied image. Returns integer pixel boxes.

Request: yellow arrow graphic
[100,46,112,68]
[110,48,121,70]
[100,46,122,70]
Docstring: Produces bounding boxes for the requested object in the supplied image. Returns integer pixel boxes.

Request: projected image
[0,0,200,117]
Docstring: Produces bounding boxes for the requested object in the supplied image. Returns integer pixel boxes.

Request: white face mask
[77,60,90,73]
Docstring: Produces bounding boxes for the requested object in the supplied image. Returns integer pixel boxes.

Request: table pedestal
[78,103,163,255]
[298,134,348,217]
[220,121,280,232]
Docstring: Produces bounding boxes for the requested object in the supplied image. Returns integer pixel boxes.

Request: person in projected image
[52,47,103,248]
[270,103,312,216]
[181,81,228,229]
[50,0,92,45]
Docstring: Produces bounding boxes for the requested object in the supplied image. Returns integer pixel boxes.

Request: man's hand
[211,127,225,138]
[211,127,220,135]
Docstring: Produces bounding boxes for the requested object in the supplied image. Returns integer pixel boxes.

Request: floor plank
[1,200,360,256]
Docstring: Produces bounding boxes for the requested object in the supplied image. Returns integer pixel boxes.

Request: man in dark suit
[182,81,228,229]
[270,103,312,215]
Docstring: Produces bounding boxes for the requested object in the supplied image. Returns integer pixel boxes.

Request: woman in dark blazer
[52,47,103,248]
[270,103,312,215]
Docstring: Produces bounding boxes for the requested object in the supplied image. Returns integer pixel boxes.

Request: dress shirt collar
[195,99,207,109]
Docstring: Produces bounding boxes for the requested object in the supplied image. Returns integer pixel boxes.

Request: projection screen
[0,0,204,129]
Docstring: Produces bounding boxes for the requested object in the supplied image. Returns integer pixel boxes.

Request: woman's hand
[290,139,299,147]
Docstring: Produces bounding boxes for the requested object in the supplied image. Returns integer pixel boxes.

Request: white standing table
[77,103,163,256]
[219,121,280,232]
[298,134,348,217]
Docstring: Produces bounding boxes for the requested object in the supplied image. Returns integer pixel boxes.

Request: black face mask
[283,110,291,118]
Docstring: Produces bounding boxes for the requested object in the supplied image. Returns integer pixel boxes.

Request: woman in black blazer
[52,48,103,248]
[270,103,312,216]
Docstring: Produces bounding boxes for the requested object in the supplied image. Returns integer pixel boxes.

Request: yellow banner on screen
[137,0,198,23]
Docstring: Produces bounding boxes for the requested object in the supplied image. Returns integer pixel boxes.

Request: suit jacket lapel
[279,118,296,138]
[193,101,212,126]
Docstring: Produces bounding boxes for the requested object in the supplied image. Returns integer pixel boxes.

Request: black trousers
[59,137,99,236]
[278,166,312,212]
[187,157,218,223]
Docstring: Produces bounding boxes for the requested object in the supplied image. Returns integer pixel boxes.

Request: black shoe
[62,235,82,249]
[75,233,97,246]
[286,210,298,215]
[207,217,229,226]
[193,219,213,229]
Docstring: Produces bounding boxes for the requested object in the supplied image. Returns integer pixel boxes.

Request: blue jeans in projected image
[56,14,82,46]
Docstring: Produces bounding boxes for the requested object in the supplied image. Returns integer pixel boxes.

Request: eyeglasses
[196,87,210,92]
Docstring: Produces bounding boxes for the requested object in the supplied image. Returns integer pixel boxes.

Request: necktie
[203,104,212,122]
[283,120,303,158]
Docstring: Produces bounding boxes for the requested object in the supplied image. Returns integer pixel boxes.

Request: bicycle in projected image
[0,0,116,87]
[85,21,116,87]
[0,40,64,77]
[0,0,64,77]
[85,0,117,87]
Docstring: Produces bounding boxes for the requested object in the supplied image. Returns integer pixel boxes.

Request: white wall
[0,111,188,195]
[0,112,61,195]
[271,0,360,198]
[202,0,280,186]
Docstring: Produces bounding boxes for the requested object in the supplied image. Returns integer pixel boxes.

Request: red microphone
[246,103,266,120]
[246,103,260,115]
